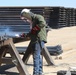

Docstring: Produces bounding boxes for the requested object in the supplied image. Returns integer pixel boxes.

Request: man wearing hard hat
[20,8,47,75]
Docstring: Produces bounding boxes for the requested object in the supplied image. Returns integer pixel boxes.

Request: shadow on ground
[0,64,19,75]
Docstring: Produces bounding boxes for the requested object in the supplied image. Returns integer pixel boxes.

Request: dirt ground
[1,26,76,75]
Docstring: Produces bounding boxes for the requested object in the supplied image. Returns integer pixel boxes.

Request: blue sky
[0,0,76,8]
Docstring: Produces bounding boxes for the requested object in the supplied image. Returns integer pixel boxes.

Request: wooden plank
[42,46,55,65]
[0,47,7,65]
[1,57,13,64]
[22,42,33,64]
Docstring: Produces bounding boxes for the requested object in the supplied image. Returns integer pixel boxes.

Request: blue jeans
[32,41,44,75]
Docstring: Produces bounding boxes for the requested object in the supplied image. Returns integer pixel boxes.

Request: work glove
[31,25,40,34]
[20,33,30,38]
[20,33,26,38]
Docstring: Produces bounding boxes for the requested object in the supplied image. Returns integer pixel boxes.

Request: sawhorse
[22,42,55,66]
[0,38,29,75]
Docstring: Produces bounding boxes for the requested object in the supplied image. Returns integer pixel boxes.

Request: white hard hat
[21,8,32,20]
[21,9,30,14]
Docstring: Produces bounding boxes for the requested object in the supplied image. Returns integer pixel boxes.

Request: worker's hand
[20,33,26,37]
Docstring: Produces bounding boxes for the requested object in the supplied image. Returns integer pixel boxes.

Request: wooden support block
[0,38,29,75]
[22,42,55,66]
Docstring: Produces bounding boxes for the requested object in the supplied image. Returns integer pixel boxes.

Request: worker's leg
[39,41,44,75]
[32,41,44,75]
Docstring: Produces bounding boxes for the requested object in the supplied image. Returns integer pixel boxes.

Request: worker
[20,8,47,75]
